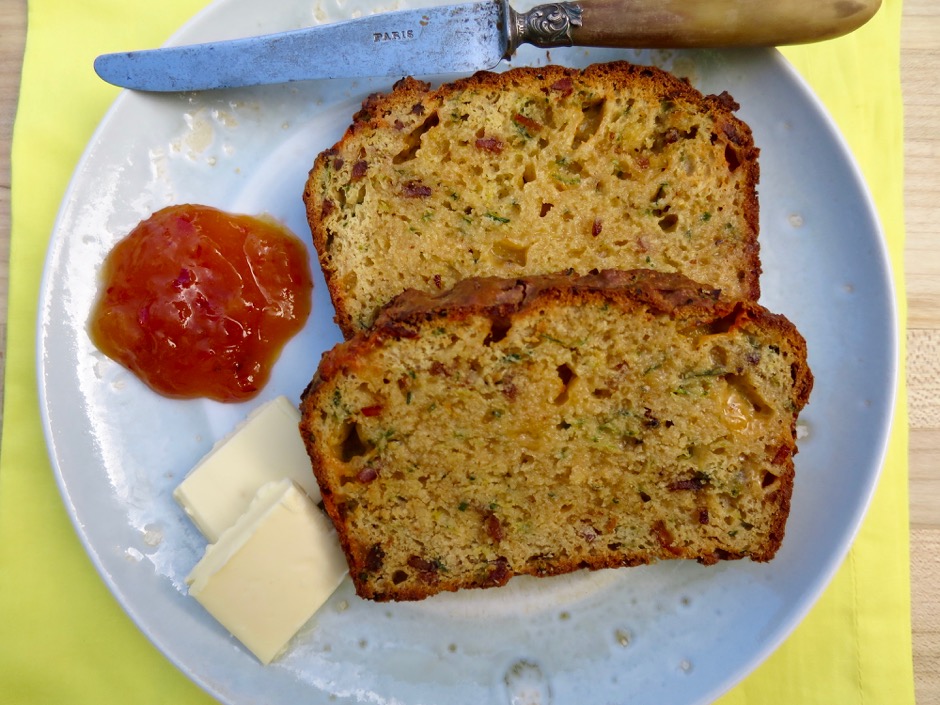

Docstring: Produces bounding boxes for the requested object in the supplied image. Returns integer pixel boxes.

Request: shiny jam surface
[90,204,313,402]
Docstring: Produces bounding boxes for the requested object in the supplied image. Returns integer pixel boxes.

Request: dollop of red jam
[89,204,313,402]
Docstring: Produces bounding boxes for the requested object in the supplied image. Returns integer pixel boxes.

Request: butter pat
[186,479,349,664]
[174,396,320,542]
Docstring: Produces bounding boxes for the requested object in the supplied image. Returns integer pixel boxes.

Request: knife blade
[94,0,882,92]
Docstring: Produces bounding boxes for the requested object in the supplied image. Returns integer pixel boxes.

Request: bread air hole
[724,143,741,172]
[573,99,605,148]
[392,112,440,164]
[709,346,729,368]
[543,102,558,130]
[484,315,512,346]
[703,305,743,335]
[554,363,576,405]
[522,163,537,184]
[492,240,529,267]
[338,420,375,462]
[658,214,679,232]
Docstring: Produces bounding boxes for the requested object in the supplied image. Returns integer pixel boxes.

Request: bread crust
[305,62,761,338]
[300,270,811,601]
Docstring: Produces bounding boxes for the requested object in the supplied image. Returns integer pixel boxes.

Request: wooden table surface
[0,0,937,701]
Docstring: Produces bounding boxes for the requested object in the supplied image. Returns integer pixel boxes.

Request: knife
[94,0,882,92]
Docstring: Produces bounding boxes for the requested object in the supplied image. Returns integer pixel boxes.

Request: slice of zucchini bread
[299,270,812,601]
[304,61,761,337]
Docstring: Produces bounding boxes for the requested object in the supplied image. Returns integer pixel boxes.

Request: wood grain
[903,0,940,702]
[0,0,936,701]
[0,0,25,430]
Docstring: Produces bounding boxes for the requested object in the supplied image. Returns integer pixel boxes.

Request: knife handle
[508,0,881,51]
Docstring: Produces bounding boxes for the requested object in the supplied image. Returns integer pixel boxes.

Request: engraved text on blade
[373,29,416,42]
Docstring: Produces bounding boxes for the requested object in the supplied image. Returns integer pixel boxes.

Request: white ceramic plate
[38,0,898,703]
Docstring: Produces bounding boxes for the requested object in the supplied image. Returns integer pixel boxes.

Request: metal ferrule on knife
[504,0,584,55]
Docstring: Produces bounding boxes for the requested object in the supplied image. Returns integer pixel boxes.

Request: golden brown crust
[300,270,811,601]
[377,269,724,326]
[304,61,762,338]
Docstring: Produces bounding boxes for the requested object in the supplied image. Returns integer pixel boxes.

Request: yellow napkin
[0,0,913,703]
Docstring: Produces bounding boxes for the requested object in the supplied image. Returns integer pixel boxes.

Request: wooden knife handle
[509,0,881,50]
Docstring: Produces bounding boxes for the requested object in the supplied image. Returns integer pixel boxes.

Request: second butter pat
[186,478,349,664]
